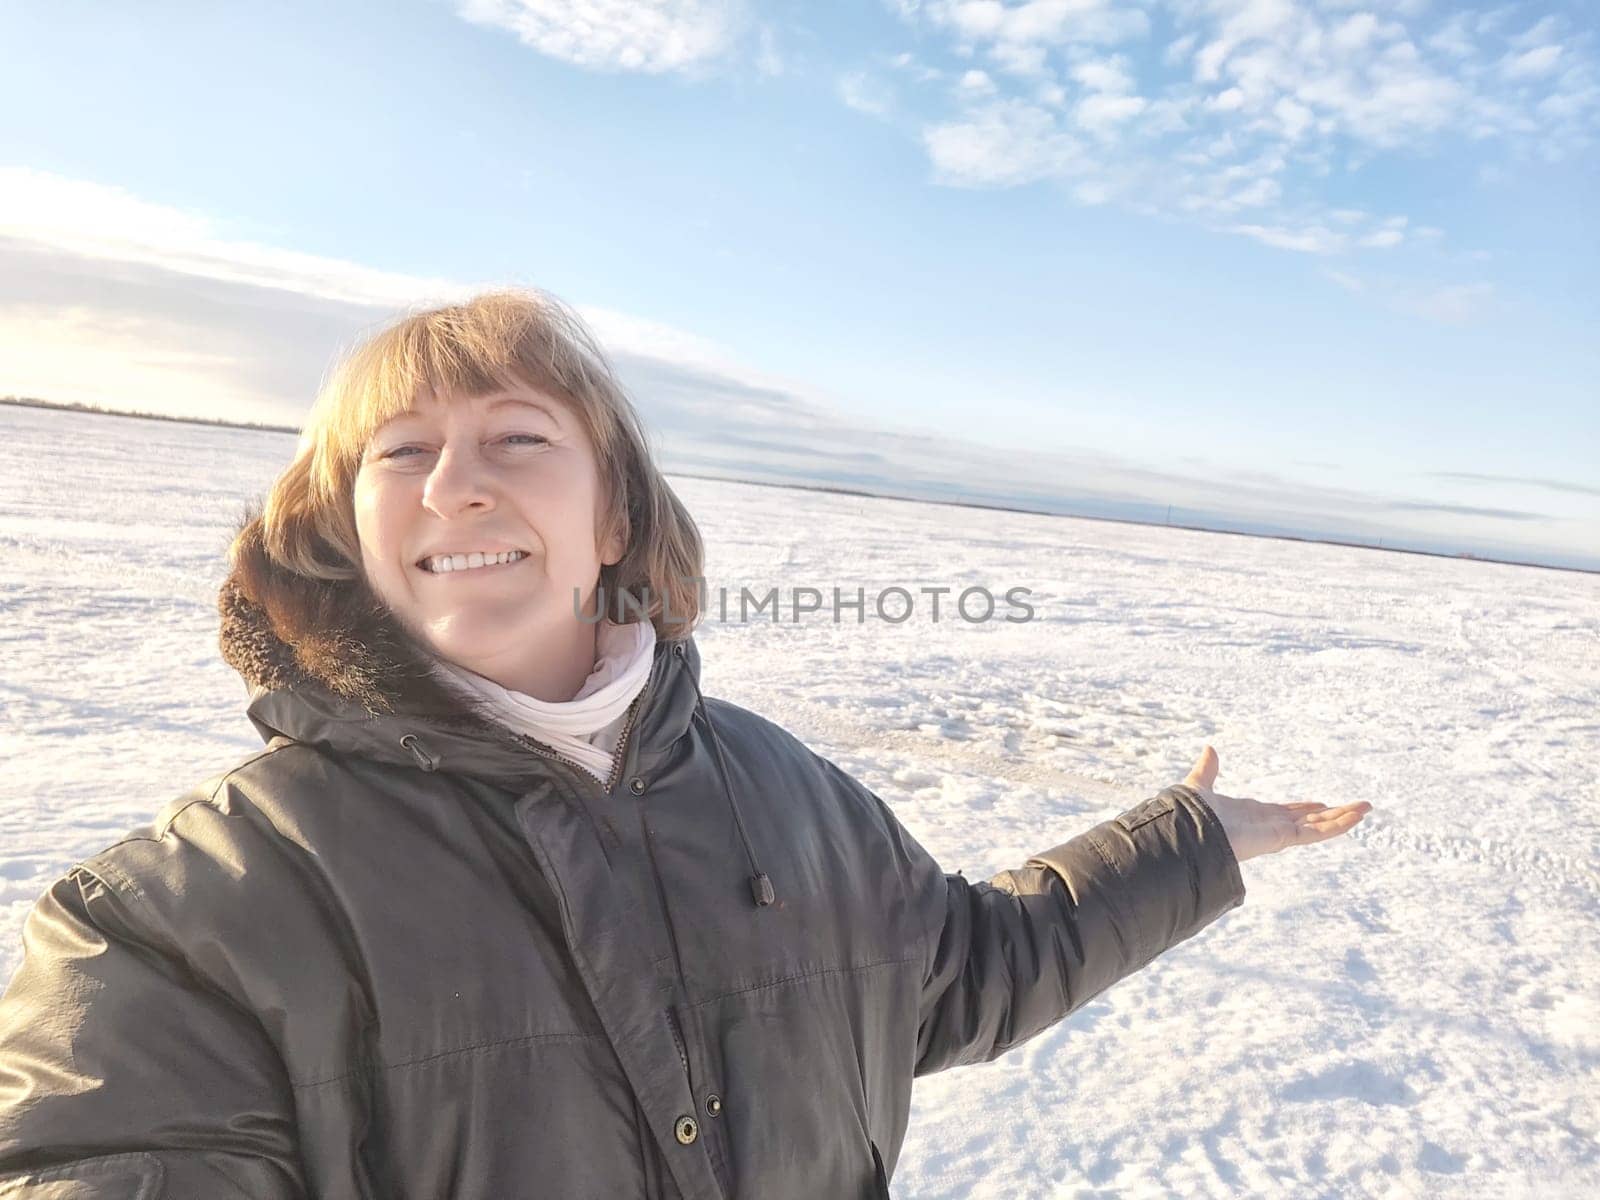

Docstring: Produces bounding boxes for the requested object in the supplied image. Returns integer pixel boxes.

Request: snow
[2,402,1597,1198]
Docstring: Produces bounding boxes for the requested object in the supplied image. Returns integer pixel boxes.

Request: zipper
[640,800,695,1083]
[484,660,682,999]
[496,670,697,1085]
[503,684,648,797]
[495,661,702,1111]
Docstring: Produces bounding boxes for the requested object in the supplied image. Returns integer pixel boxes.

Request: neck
[467,618,602,702]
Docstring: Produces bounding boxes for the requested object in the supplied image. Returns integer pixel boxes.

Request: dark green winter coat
[0,571,1245,1198]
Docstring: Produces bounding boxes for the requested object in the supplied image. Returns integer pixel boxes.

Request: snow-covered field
[2,401,1597,1198]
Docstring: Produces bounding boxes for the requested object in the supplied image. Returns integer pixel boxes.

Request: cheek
[352,478,401,572]
[562,492,608,564]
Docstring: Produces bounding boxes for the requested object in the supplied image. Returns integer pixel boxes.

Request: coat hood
[216,548,775,904]
[216,564,703,791]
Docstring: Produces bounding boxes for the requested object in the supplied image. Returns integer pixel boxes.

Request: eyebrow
[486,396,563,425]
[381,395,563,431]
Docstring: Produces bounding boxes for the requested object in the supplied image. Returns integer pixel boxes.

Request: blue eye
[380,435,545,460]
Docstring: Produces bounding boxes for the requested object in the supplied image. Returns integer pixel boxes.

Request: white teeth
[424,550,524,574]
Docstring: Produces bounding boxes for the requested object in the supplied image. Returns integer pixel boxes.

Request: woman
[0,291,1370,1198]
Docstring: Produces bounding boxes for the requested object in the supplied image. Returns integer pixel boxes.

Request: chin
[424,612,546,664]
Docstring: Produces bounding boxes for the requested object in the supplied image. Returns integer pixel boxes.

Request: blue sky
[1,0,1595,568]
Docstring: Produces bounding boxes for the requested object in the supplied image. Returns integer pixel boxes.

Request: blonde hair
[229,288,704,639]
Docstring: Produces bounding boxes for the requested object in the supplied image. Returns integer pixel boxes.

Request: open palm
[1183,746,1372,863]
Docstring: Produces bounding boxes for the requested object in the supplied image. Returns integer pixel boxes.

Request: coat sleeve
[0,866,306,1198]
[892,783,1246,1076]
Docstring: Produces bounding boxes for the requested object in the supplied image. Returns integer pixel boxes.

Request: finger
[1294,807,1370,843]
[1302,802,1372,823]
[1298,814,1365,838]
[1280,801,1328,813]
[1184,745,1219,791]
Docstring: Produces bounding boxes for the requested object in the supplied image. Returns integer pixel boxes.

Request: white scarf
[430,619,657,782]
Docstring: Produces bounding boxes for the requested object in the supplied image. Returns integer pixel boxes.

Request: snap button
[705,1094,723,1117]
[629,776,646,795]
[674,1114,699,1145]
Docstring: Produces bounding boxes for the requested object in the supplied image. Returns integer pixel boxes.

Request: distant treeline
[0,395,299,436]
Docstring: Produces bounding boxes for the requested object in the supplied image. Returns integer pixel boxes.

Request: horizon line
[5,394,1593,579]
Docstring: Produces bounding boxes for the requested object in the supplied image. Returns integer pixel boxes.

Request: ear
[599,522,625,568]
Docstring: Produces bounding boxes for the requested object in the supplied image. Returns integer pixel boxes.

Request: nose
[421,443,496,518]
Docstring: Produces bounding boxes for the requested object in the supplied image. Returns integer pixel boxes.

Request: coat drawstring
[675,643,776,908]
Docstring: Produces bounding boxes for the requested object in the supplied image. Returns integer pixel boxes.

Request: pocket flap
[1115,793,1177,832]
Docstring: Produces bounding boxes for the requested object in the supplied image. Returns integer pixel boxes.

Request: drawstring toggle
[400,733,440,772]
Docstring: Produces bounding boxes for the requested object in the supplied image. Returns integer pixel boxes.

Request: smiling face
[352,382,624,701]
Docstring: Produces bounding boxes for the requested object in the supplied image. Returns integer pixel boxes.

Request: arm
[0,868,307,1198]
[907,783,1245,1076]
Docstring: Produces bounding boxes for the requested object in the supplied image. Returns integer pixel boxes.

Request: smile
[418,550,528,575]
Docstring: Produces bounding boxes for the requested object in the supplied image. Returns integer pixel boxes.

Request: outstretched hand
[1183,746,1372,863]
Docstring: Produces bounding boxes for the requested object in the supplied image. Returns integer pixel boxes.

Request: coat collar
[218,556,776,904]
[218,570,703,789]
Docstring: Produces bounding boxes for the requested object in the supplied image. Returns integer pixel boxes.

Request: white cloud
[1509,15,1562,51]
[1330,13,1380,54]
[1273,96,1313,139]
[1074,179,1114,205]
[902,0,1150,52]
[840,71,896,117]
[1326,268,1502,326]
[1209,86,1245,111]
[924,99,1085,187]
[988,38,1048,76]
[884,0,1597,279]
[888,50,946,83]
[1141,96,1194,133]
[1075,92,1147,133]
[1426,16,1476,60]
[1071,57,1135,94]
[0,168,757,415]
[455,0,744,74]
[958,68,998,96]
[1230,177,1281,206]
[1165,31,1198,67]
[1538,86,1600,121]
[1228,222,1345,254]
[15,178,1402,543]
[1403,281,1494,323]
[755,23,783,76]
[1500,44,1562,80]
[0,168,462,309]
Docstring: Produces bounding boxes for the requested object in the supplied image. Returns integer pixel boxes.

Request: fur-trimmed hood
[214,526,774,903]
[216,553,701,789]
